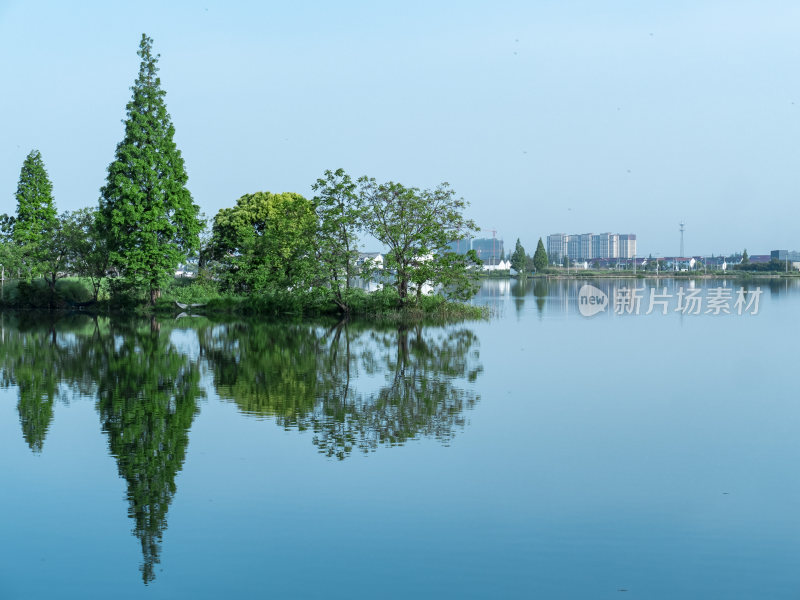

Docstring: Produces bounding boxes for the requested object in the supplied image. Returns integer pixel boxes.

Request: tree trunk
[398,278,408,307]
[149,288,161,305]
[334,298,351,316]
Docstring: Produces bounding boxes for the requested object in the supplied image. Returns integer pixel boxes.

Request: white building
[357,252,384,270]
[483,259,511,272]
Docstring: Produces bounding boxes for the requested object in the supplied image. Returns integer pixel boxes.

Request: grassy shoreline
[0,277,489,322]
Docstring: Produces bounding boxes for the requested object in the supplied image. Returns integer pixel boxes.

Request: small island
[0,35,485,321]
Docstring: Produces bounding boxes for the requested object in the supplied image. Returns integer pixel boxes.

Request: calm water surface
[1,278,799,599]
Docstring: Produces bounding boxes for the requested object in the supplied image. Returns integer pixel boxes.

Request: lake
[1,277,799,599]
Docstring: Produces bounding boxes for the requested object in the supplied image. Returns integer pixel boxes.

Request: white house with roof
[357,252,384,271]
[483,258,511,272]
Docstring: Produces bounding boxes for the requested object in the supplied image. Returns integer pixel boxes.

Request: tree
[533,238,548,272]
[205,191,317,293]
[62,208,109,300]
[358,178,479,305]
[510,238,527,275]
[311,169,363,313]
[37,212,73,294]
[13,150,58,280]
[98,34,202,304]
[0,214,22,287]
[742,249,749,264]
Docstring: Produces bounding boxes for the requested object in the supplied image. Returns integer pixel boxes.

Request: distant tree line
[509,237,548,275]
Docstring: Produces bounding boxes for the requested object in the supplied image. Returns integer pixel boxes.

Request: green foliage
[13,150,59,281]
[13,150,57,247]
[358,178,479,305]
[98,34,202,304]
[0,278,92,309]
[311,168,363,312]
[533,237,548,272]
[62,208,109,300]
[733,258,786,272]
[161,276,222,304]
[205,191,317,293]
[510,238,526,274]
[742,248,749,264]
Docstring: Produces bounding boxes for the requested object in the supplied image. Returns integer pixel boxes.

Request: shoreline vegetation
[0,277,489,322]
[2,36,486,323]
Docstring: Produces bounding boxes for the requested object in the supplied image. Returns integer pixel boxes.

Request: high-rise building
[618,234,637,259]
[446,239,472,255]
[567,236,580,260]
[472,237,504,265]
[579,233,593,260]
[771,250,800,262]
[547,233,569,263]
[590,233,618,259]
[549,231,635,260]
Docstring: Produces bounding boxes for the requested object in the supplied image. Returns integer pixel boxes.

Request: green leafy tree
[533,238,548,272]
[742,249,749,264]
[13,150,58,281]
[98,34,202,304]
[357,178,479,305]
[206,191,317,293]
[38,212,77,294]
[311,169,363,313]
[510,238,527,274]
[62,208,109,300]
[0,214,22,288]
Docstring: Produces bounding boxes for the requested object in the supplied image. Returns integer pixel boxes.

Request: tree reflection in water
[201,320,482,460]
[95,317,203,583]
[0,314,481,581]
[0,313,96,452]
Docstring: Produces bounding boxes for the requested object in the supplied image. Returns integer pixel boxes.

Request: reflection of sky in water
[1,282,800,598]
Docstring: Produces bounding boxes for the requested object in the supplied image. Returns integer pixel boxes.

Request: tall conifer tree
[14,149,57,279]
[533,237,548,271]
[99,34,202,304]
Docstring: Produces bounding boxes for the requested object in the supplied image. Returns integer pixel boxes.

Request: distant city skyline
[547,232,637,263]
[2,1,799,258]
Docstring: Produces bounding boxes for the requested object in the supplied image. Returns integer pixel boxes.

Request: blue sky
[2,0,799,256]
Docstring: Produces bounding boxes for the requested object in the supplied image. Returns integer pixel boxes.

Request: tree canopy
[311,169,363,312]
[98,34,202,304]
[533,237,548,272]
[510,238,526,274]
[205,191,317,293]
[13,149,58,282]
[358,178,479,304]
